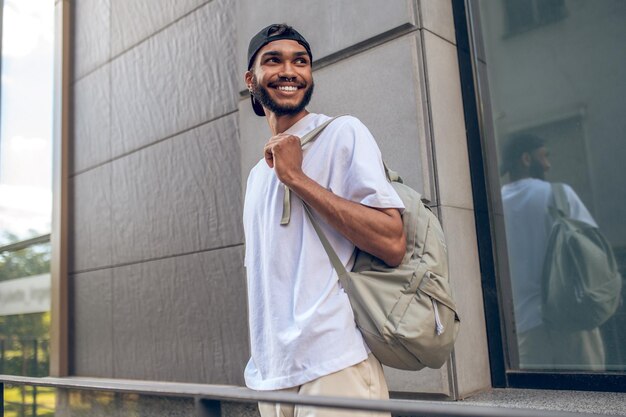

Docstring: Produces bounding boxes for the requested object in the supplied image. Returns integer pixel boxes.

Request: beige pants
[518,324,605,371]
[258,354,391,417]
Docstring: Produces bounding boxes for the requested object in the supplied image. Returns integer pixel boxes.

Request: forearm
[287,173,406,266]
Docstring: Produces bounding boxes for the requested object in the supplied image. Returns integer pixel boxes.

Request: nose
[279,61,297,80]
[543,158,551,171]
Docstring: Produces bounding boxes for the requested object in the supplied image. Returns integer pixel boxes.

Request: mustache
[269,78,306,88]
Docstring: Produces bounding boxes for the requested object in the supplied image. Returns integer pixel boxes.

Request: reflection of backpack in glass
[285,117,460,370]
[542,183,622,331]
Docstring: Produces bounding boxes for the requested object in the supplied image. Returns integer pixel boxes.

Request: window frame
[453,0,626,393]
[50,0,71,377]
[0,0,69,378]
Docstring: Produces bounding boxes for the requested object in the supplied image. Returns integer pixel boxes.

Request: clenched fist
[264,133,305,186]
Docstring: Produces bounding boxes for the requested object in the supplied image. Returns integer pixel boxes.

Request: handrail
[0,234,51,254]
[0,375,607,417]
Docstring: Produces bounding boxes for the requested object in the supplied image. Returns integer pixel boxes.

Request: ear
[521,152,532,167]
[244,71,254,91]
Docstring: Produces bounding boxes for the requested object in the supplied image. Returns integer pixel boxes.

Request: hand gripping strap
[280,116,343,225]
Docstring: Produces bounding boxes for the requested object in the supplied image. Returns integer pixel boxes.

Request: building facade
[1,0,625,415]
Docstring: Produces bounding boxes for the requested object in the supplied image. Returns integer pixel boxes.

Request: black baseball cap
[247,24,312,116]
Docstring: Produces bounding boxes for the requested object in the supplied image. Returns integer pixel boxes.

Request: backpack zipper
[432,298,445,335]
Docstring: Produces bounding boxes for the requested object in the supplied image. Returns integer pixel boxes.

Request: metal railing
[0,375,611,417]
[0,234,51,254]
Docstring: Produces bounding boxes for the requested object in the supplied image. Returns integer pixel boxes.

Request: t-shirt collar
[283,113,318,137]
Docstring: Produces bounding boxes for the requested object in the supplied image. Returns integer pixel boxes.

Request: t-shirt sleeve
[564,184,597,227]
[328,117,405,211]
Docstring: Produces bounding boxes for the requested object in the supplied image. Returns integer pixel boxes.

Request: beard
[529,158,546,180]
[251,76,314,116]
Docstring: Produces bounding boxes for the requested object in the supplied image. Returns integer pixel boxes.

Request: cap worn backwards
[247,24,312,70]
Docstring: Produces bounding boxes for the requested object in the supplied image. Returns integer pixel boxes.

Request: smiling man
[242,24,405,417]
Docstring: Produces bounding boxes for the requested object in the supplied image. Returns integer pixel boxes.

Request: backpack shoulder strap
[550,182,571,218]
[280,116,344,226]
[302,203,351,289]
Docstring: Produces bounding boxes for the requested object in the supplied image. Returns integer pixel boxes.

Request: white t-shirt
[501,178,596,333]
[243,113,404,390]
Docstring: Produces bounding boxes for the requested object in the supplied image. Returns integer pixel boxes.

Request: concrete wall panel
[110,0,237,158]
[111,0,211,57]
[440,206,491,397]
[385,365,451,395]
[111,246,248,384]
[236,0,418,87]
[237,97,271,205]
[73,0,110,80]
[309,34,430,196]
[423,31,473,210]
[71,269,113,377]
[419,0,455,44]
[111,114,243,265]
[70,165,112,273]
[72,66,111,174]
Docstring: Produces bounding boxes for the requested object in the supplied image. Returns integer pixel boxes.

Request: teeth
[277,86,298,91]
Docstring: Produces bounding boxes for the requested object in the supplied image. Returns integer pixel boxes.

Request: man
[500,133,605,370]
[242,24,406,416]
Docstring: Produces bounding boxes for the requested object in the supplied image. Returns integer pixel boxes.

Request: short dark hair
[500,133,546,175]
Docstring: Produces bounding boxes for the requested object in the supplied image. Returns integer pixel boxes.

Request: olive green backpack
[542,183,622,331]
[283,117,461,370]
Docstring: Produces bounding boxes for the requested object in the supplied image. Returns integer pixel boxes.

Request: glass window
[473,0,626,372]
[503,0,567,36]
[0,0,54,383]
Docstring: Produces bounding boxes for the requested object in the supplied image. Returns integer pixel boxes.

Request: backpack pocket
[393,271,460,368]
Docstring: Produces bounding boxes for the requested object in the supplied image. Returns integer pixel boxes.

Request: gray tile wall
[71,0,490,400]
[70,0,246,385]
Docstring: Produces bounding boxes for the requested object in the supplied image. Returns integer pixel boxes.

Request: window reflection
[0,241,51,377]
[0,0,55,414]
[0,0,53,244]
[476,0,626,372]
[500,134,617,370]
[3,384,55,417]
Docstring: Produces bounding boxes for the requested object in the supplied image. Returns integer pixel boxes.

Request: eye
[295,57,309,65]
[264,57,280,64]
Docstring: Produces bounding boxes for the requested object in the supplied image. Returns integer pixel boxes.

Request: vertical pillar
[50,0,71,377]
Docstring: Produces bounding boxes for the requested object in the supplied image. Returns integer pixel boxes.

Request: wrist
[283,171,311,192]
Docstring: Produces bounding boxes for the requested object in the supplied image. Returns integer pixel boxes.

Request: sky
[0,0,54,244]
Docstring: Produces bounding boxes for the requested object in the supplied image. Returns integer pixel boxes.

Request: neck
[266,109,309,135]
[509,173,526,182]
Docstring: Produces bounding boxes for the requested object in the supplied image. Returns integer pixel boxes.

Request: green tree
[0,231,51,376]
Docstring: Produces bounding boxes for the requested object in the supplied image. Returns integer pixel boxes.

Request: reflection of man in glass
[500,133,605,370]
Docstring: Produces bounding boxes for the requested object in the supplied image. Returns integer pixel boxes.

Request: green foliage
[0,232,51,377]
[0,232,51,283]
[4,385,56,417]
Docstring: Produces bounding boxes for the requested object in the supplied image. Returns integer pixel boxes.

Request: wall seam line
[71,242,245,275]
[71,108,238,177]
[72,0,214,84]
